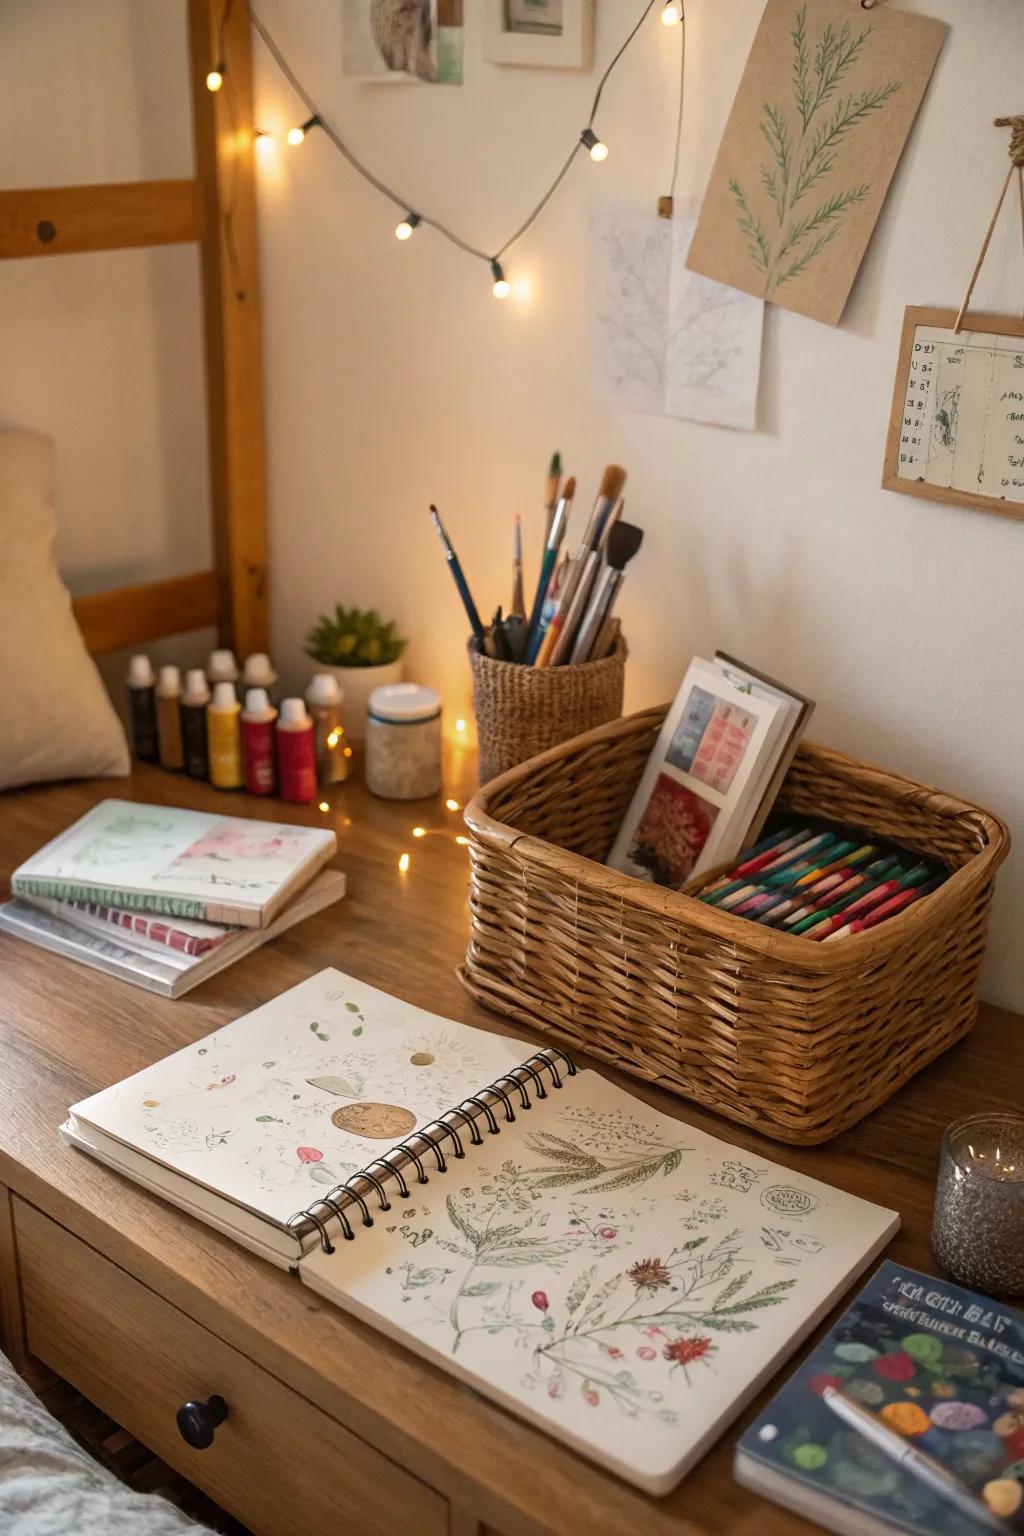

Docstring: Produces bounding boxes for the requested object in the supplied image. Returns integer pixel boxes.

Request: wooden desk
[0,766,1015,1536]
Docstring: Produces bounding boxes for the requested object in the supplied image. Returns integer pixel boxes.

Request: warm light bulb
[412,826,427,838]
[493,278,510,298]
[326,727,342,748]
[287,125,306,146]
[489,259,510,299]
[398,852,411,873]
[455,718,467,734]
[318,801,330,813]
[206,68,224,92]
[455,835,470,847]
[580,128,608,162]
[395,212,420,241]
[661,2,681,24]
[445,798,460,811]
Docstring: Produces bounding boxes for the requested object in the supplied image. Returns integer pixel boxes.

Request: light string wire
[243,0,663,278]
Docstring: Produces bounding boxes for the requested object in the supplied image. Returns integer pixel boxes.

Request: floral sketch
[728,7,898,294]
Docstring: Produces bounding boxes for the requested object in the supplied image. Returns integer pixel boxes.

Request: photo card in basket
[607,656,812,887]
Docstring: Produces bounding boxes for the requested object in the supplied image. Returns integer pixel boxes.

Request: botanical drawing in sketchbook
[588,209,764,430]
[686,0,946,326]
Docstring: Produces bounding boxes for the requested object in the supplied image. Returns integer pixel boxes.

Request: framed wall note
[686,0,947,327]
[883,307,1024,524]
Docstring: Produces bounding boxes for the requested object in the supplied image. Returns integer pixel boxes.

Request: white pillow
[0,430,129,790]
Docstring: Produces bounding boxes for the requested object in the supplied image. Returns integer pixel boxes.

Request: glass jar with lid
[365,684,442,800]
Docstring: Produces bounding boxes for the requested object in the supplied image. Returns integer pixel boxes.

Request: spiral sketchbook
[62,969,897,1494]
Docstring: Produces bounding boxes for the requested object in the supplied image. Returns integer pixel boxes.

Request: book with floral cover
[12,800,337,927]
[63,968,897,1493]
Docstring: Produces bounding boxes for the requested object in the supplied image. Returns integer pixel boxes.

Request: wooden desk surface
[0,765,1016,1536]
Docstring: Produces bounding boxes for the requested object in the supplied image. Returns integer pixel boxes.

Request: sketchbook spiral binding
[288,1046,577,1253]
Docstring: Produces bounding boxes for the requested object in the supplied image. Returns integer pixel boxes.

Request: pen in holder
[468,634,627,786]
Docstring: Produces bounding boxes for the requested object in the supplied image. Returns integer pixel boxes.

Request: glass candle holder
[932,1112,1024,1298]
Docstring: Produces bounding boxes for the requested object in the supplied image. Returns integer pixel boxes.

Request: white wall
[4,2,1023,1008]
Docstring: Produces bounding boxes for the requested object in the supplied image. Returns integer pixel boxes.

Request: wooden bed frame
[0,0,268,659]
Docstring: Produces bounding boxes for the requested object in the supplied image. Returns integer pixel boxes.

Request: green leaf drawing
[522,1132,687,1196]
[445,1194,482,1249]
[308,1164,338,1185]
[345,1002,361,1013]
[460,1281,502,1298]
[728,4,899,294]
[307,1074,362,1098]
[566,1264,597,1317]
[352,1026,363,1037]
[254,1115,279,1123]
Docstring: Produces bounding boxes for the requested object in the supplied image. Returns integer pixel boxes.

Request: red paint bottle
[275,697,317,804]
[241,687,277,796]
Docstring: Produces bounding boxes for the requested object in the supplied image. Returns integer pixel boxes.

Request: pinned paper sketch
[685,0,946,327]
[588,210,764,430]
[342,0,464,84]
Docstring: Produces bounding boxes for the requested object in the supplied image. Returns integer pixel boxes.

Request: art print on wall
[686,0,947,326]
[483,0,593,69]
[342,0,464,85]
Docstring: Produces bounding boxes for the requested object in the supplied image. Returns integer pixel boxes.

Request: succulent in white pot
[304,606,407,742]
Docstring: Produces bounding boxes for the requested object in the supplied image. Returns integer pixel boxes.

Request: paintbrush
[543,450,562,543]
[510,514,526,618]
[570,521,644,663]
[525,476,575,664]
[429,503,485,644]
[547,466,628,659]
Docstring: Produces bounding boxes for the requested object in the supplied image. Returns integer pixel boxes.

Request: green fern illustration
[730,4,899,294]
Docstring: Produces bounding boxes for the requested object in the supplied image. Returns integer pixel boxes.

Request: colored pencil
[706,834,836,907]
[510,515,526,618]
[821,875,944,941]
[775,856,900,926]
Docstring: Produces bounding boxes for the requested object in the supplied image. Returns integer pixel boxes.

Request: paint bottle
[207,681,243,790]
[275,697,317,804]
[181,669,211,780]
[241,687,277,796]
[208,648,241,700]
[155,665,184,771]
[241,652,278,703]
[126,654,158,762]
[305,672,350,786]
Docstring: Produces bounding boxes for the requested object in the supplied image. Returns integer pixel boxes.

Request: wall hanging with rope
[204,0,686,301]
[883,115,1024,526]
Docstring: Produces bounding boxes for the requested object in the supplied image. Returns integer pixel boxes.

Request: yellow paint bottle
[206,681,243,789]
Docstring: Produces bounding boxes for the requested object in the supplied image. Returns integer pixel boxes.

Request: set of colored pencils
[429,453,643,667]
[697,822,947,942]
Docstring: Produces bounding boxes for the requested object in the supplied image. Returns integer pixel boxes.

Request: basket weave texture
[469,637,625,785]
[459,706,1010,1146]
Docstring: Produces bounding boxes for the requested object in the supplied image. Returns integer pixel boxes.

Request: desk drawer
[15,1200,448,1536]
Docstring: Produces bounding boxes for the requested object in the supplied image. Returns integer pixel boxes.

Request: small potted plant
[305,606,407,741]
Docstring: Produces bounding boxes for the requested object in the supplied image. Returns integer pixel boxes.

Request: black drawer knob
[176,1394,228,1449]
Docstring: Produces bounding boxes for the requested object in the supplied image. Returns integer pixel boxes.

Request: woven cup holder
[469,636,626,786]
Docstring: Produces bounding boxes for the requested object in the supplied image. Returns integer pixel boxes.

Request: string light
[661,2,681,25]
[318,801,330,813]
[398,852,411,874]
[287,114,320,146]
[445,798,461,812]
[326,727,343,748]
[454,719,468,734]
[455,835,470,847]
[245,0,666,294]
[490,259,510,299]
[580,128,609,162]
[206,64,225,91]
[412,826,427,838]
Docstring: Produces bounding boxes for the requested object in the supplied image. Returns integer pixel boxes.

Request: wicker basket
[469,637,626,785]
[459,706,1010,1145]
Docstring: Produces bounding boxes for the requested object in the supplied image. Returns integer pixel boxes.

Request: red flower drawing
[663,1335,717,1380]
[296,1146,323,1163]
[531,1290,549,1313]
[598,1226,618,1240]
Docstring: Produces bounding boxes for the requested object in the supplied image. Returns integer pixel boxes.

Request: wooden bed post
[188,0,270,658]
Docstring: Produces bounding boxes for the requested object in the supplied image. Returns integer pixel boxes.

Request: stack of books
[0,800,344,997]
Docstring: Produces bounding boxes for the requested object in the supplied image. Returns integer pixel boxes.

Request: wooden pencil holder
[468,636,626,786]
[459,705,1010,1145]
